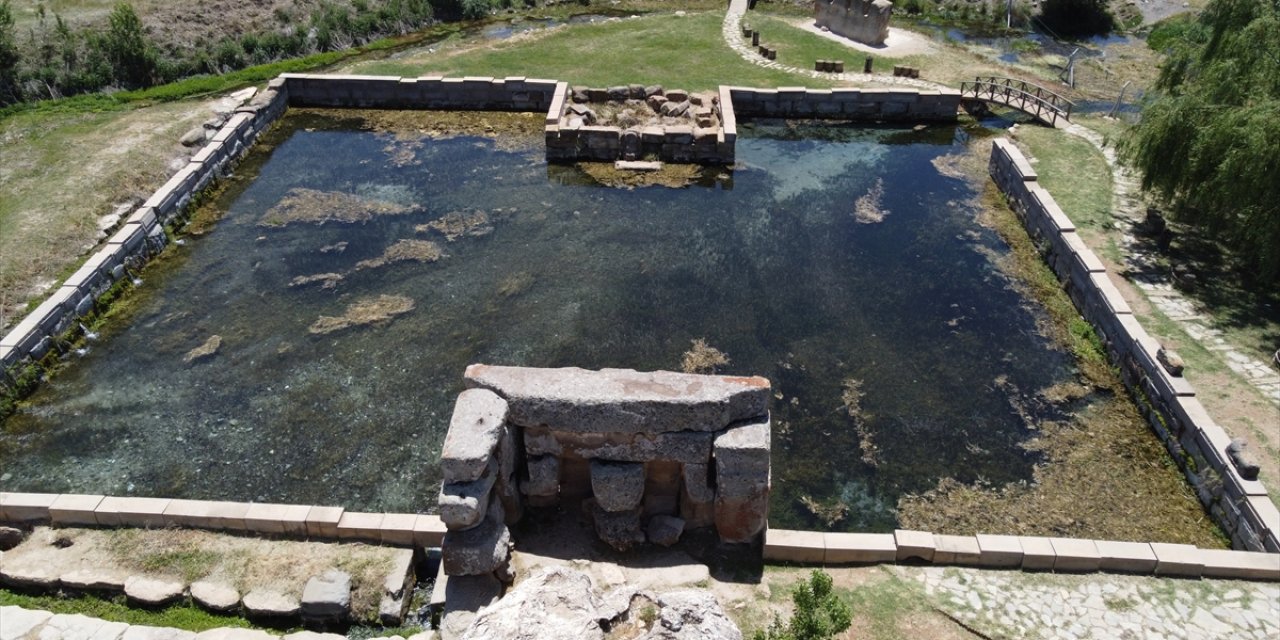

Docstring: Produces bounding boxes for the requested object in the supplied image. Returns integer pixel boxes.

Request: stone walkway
[905,564,1280,640]
[1063,123,1280,407]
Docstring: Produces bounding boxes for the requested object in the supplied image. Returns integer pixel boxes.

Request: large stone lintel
[524,426,713,463]
[464,364,769,434]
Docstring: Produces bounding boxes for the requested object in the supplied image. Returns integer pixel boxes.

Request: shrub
[752,570,852,640]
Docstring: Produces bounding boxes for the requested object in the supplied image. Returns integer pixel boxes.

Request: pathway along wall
[989,138,1280,554]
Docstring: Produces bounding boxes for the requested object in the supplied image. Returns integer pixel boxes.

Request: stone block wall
[436,365,772,573]
[544,84,737,164]
[814,0,893,47]
[727,86,960,121]
[0,81,289,379]
[763,527,1280,580]
[989,138,1280,553]
[279,73,559,111]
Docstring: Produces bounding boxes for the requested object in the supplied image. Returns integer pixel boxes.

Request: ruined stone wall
[436,366,772,578]
[0,81,289,377]
[727,86,960,121]
[544,84,737,164]
[278,73,560,111]
[989,138,1280,554]
[815,0,893,47]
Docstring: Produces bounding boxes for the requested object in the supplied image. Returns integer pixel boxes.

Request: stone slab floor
[904,564,1280,640]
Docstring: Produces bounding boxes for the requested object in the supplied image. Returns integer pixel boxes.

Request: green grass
[349,12,825,91]
[755,566,942,640]
[1013,126,1114,234]
[0,589,256,632]
[746,14,904,74]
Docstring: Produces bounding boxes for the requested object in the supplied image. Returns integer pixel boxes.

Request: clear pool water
[1,111,1075,531]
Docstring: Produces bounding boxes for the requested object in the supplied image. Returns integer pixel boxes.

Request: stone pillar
[438,389,515,579]
[713,416,771,543]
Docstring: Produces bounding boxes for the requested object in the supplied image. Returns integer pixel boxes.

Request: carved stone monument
[815,0,893,47]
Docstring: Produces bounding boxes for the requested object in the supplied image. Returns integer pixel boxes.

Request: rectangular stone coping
[992,138,1037,181]
[1,492,446,548]
[463,364,770,433]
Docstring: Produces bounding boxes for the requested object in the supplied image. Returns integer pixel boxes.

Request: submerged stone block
[464,364,769,434]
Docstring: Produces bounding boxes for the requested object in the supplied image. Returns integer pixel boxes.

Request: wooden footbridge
[960,76,1075,127]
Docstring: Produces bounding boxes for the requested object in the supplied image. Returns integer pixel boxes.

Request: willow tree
[1120,0,1280,282]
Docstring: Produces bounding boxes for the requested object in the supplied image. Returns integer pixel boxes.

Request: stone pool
[0,109,1193,535]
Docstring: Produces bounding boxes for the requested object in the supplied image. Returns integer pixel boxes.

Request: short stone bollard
[864,56,874,73]
[833,60,844,73]
[751,31,760,46]
[815,60,827,72]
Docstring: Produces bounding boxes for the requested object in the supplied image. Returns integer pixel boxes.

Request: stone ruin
[545,85,735,164]
[815,0,893,47]
[437,365,772,581]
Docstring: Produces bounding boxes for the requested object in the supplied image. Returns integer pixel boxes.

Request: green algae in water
[2,113,1071,531]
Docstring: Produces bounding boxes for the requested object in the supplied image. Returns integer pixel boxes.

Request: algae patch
[853,178,888,224]
[578,162,708,189]
[354,239,445,271]
[681,338,730,374]
[308,295,415,336]
[416,210,493,241]
[183,335,222,364]
[289,272,345,290]
[259,188,418,227]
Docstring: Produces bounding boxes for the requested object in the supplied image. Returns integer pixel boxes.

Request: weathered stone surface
[379,548,416,625]
[465,365,769,434]
[646,515,685,547]
[442,501,511,577]
[441,388,510,484]
[242,589,301,617]
[1228,438,1262,481]
[522,454,560,497]
[193,629,278,640]
[643,590,742,640]
[660,100,690,118]
[493,427,523,525]
[681,464,714,504]
[590,460,646,512]
[441,573,503,640]
[61,567,128,592]
[713,478,768,544]
[590,501,645,552]
[121,625,199,640]
[181,126,208,147]
[1,563,59,589]
[0,525,24,550]
[665,90,689,103]
[35,613,129,640]
[191,580,240,612]
[1157,346,1185,376]
[440,460,498,530]
[713,416,771,479]
[126,576,186,607]
[301,569,351,623]
[815,0,892,47]
[0,605,52,639]
[525,427,713,464]
[460,567,606,640]
[280,632,347,640]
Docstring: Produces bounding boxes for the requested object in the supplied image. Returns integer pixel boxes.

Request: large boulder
[461,567,606,640]
[589,501,646,552]
[640,590,742,640]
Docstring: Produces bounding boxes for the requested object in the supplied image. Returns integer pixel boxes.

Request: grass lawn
[1011,124,1116,256]
[347,12,830,91]
[744,14,906,75]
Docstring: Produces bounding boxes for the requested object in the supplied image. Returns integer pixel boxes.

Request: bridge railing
[960,76,1075,126]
